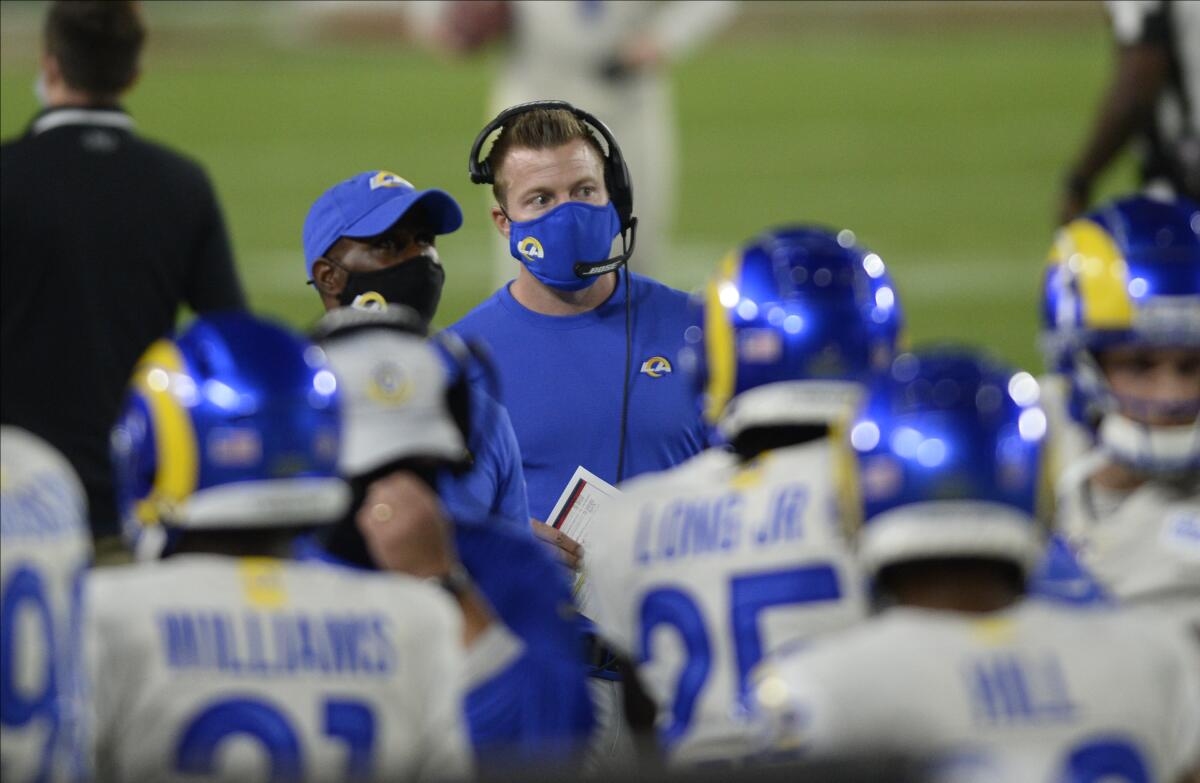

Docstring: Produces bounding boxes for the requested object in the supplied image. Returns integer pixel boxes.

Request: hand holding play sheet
[545,466,620,613]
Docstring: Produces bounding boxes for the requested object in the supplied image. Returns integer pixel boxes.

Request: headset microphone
[574,217,638,279]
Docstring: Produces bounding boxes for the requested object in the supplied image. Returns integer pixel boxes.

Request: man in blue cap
[305,170,461,325]
[302,170,531,532]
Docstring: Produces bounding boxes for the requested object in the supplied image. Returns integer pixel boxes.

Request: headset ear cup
[475,159,492,187]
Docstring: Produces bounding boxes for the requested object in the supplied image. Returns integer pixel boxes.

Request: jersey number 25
[639,563,841,747]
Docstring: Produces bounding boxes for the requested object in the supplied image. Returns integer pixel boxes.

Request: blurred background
[0,0,1136,371]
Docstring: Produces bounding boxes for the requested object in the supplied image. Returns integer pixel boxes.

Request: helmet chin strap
[1072,349,1116,422]
[135,524,170,561]
[1097,412,1200,475]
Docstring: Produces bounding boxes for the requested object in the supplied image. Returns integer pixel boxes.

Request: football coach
[450,101,707,545]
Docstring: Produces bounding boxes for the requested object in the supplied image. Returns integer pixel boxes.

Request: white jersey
[1057,474,1200,627]
[1041,377,1200,628]
[1,427,93,783]
[87,555,471,783]
[753,600,1200,783]
[588,442,867,764]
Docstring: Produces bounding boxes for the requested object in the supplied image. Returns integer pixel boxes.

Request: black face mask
[336,255,445,327]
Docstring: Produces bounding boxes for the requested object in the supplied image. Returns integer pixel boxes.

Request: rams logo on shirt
[369,171,413,190]
[367,362,413,405]
[518,237,544,261]
[640,356,672,378]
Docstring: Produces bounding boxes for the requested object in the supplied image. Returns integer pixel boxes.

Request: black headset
[468,99,638,482]
[468,99,638,279]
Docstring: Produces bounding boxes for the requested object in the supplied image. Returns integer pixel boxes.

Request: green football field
[0,1,1136,372]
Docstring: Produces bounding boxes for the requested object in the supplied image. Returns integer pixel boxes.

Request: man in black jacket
[1,1,246,550]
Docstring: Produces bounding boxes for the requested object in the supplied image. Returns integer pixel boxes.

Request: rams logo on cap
[640,356,672,378]
[367,362,413,405]
[369,171,413,190]
[518,237,544,261]
[351,292,388,312]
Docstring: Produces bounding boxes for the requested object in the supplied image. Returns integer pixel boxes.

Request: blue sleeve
[465,651,594,766]
[437,387,531,535]
[479,398,530,530]
[455,522,584,659]
[455,521,596,763]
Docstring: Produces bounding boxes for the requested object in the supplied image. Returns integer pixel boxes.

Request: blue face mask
[507,201,622,291]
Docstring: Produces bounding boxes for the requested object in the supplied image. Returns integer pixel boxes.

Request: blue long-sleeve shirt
[449,272,708,520]
[437,383,530,534]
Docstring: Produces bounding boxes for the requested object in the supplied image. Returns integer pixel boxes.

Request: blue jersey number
[1,562,87,783]
[1059,736,1150,783]
[175,697,376,781]
[1,565,58,783]
[638,563,842,747]
[640,588,712,746]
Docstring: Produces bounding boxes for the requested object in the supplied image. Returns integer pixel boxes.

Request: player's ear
[311,257,346,297]
[491,206,510,239]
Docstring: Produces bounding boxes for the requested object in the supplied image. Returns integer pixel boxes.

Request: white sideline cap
[319,328,466,476]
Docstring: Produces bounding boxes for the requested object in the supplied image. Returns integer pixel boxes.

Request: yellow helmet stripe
[704,251,740,422]
[1052,220,1133,329]
[829,416,863,541]
[132,339,199,519]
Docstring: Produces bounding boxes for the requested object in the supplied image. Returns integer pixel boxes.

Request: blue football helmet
[848,348,1050,577]
[1041,194,1200,473]
[684,226,904,440]
[111,313,348,559]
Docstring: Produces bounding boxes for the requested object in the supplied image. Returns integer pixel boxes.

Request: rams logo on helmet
[640,356,672,378]
[518,237,544,261]
[367,362,413,404]
[369,171,413,190]
[207,427,262,468]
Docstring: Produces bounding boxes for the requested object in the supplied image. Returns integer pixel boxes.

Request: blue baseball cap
[302,170,464,277]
